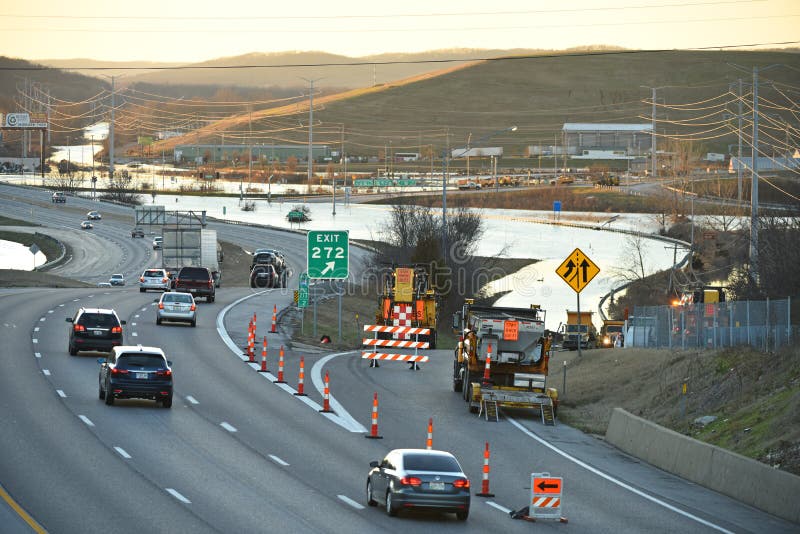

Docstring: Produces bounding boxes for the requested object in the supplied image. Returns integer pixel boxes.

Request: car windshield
[111,275,123,279]
[164,294,193,303]
[403,453,461,472]
[144,270,163,277]
[116,354,166,370]
[78,313,118,327]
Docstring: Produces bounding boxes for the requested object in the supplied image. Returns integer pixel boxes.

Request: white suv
[139,268,170,292]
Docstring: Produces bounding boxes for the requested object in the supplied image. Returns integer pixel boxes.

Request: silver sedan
[156,292,196,327]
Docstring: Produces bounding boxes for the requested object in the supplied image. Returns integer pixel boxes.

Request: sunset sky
[0,0,797,63]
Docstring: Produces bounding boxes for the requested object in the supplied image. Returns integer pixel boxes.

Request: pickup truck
[173,266,215,302]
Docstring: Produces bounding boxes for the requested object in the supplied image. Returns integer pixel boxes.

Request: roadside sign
[298,272,309,308]
[503,320,519,341]
[307,231,349,279]
[530,472,565,522]
[29,243,40,255]
[532,476,562,495]
[556,247,599,293]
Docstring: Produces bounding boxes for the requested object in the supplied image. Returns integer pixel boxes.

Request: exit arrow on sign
[320,261,335,276]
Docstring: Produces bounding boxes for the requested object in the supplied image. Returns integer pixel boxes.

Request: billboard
[1,113,48,129]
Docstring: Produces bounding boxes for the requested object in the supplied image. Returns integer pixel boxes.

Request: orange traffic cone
[274,345,286,383]
[364,392,382,439]
[319,371,333,413]
[476,442,495,497]
[294,356,307,396]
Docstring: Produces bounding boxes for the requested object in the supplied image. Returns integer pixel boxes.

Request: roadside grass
[0,215,36,226]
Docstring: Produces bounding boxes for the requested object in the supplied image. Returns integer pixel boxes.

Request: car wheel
[162,395,172,408]
[385,490,397,517]
[207,295,215,303]
[456,509,469,521]
[104,381,114,405]
[462,366,470,402]
[190,320,196,327]
[156,317,162,325]
[453,360,463,392]
[69,343,77,356]
[139,288,145,293]
[366,480,377,507]
[98,381,105,400]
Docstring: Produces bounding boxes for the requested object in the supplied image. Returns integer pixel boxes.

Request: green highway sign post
[307,230,349,280]
[298,272,309,308]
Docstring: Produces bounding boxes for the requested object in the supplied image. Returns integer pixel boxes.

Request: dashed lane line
[220,422,237,433]
[269,455,289,466]
[56,390,66,398]
[114,447,131,459]
[42,369,50,376]
[166,488,191,504]
[78,415,94,427]
[486,501,511,513]
[338,495,365,510]
[186,395,199,405]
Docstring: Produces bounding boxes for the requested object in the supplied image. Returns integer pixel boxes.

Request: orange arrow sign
[533,477,562,494]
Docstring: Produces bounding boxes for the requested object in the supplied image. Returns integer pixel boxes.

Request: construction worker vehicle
[560,310,598,350]
[452,300,558,425]
[599,319,625,348]
[374,264,438,348]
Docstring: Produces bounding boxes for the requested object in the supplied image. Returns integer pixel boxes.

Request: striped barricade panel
[361,352,430,363]
[362,339,429,349]
[363,325,431,336]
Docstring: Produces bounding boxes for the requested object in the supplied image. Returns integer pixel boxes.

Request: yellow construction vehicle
[452,300,558,424]
[599,319,625,348]
[374,264,438,348]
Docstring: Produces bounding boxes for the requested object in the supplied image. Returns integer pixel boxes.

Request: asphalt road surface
[0,183,796,533]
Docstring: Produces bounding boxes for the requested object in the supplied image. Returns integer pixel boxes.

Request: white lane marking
[39,318,45,322]
[58,304,64,307]
[215,292,365,433]
[34,352,41,358]
[131,322,137,326]
[338,495,365,510]
[88,295,94,298]
[166,488,191,504]
[56,390,66,398]
[32,339,38,344]
[486,501,511,513]
[42,369,50,376]
[220,422,237,433]
[507,417,734,534]
[34,327,39,332]
[134,315,140,319]
[73,299,80,302]
[140,307,147,312]
[311,352,367,433]
[78,415,94,427]
[47,310,53,314]
[269,455,289,466]
[131,332,138,337]
[186,395,199,405]
[114,447,131,459]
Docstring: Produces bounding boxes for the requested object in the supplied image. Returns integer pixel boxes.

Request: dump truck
[452,300,558,424]
[162,227,222,287]
[599,319,625,348]
[374,265,438,348]
[560,310,598,350]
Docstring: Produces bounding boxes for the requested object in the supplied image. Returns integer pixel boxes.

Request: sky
[0,0,797,64]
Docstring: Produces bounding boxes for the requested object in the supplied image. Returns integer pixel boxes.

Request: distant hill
[0,57,108,108]
[149,49,800,158]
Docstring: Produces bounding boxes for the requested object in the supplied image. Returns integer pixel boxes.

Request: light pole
[300,77,322,195]
[441,125,517,261]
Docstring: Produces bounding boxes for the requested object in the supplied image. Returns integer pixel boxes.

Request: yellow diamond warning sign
[556,248,600,293]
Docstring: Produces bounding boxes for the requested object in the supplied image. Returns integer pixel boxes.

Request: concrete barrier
[606,407,800,524]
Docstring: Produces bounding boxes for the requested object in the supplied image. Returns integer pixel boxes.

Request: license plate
[428,482,445,491]
[93,330,103,336]
[190,289,196,293]
[136,372,148,379]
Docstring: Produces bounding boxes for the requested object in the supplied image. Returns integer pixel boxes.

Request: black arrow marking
[579,259,591,282]
[537,480,559,491]
[562,259,575,279]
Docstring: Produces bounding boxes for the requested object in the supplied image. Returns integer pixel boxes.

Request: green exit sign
[307,230,349,279]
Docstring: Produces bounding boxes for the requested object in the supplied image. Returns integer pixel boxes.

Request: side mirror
[65,317,73,323]
[153,299,159,303]
[369,461,379,468]
[167,360,173,366]
[121,320,127,325]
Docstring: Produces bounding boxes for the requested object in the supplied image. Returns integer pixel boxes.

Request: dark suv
[66,308,126,355]
[173,266,215,302]
[98,345,173,408]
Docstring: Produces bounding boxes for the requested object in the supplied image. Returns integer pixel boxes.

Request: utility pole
[651,87,657,178]
[301,78,321,194]
[737,78,743,202]
[750,67,760,285]
[109,75,116,180]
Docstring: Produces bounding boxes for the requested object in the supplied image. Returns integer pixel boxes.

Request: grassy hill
[147,49,800,158]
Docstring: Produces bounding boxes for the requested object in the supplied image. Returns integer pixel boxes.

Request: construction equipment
[599,319,625,348]
[374,265,438,348]
[452,300,558,424]
[560,310,598,350]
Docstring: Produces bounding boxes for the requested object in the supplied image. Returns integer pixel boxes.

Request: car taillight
[162,277,168,283]
[175,278,180,285]
[156,369,172,377]
[207,280,212,288]
[140,277,145,282]
[399,477,422,486]
[111,326,122,334]
[452,478,470,489]
[73,324,85,332]
[158,303,164,309]
[110,367,128,375]
[190,304,196,311]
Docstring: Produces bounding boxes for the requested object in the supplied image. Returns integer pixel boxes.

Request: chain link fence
[627,298,795,351]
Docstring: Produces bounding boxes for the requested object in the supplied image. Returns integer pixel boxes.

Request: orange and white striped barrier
[482,343,493,385]
[362,339,429,349]
[361,352,429,363]
[294,356,306,396]
[426,417,433,449]
[523,473,567,523]
[319,371,333,413]
[274,345,286,383]
[270,304,277,333]
[364,392,382,439]
[363,325,431,336]
[475,442,495,497]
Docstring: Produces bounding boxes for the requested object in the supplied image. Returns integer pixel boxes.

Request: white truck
[162,227,222,287]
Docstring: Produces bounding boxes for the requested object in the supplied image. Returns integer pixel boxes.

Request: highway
[0,183,796,533]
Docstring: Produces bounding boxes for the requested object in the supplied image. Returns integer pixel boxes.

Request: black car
[250,263,280,288]
[367,449,470,520]
[131,227,145,238]
[98,346,173,408]
[67,308,126,355]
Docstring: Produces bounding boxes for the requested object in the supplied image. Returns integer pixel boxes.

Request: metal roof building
[562,123,653,155]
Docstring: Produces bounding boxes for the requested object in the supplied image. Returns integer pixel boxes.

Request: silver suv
[139,268,170,292]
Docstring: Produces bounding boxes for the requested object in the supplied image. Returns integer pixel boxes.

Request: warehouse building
[563,123,653,156]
